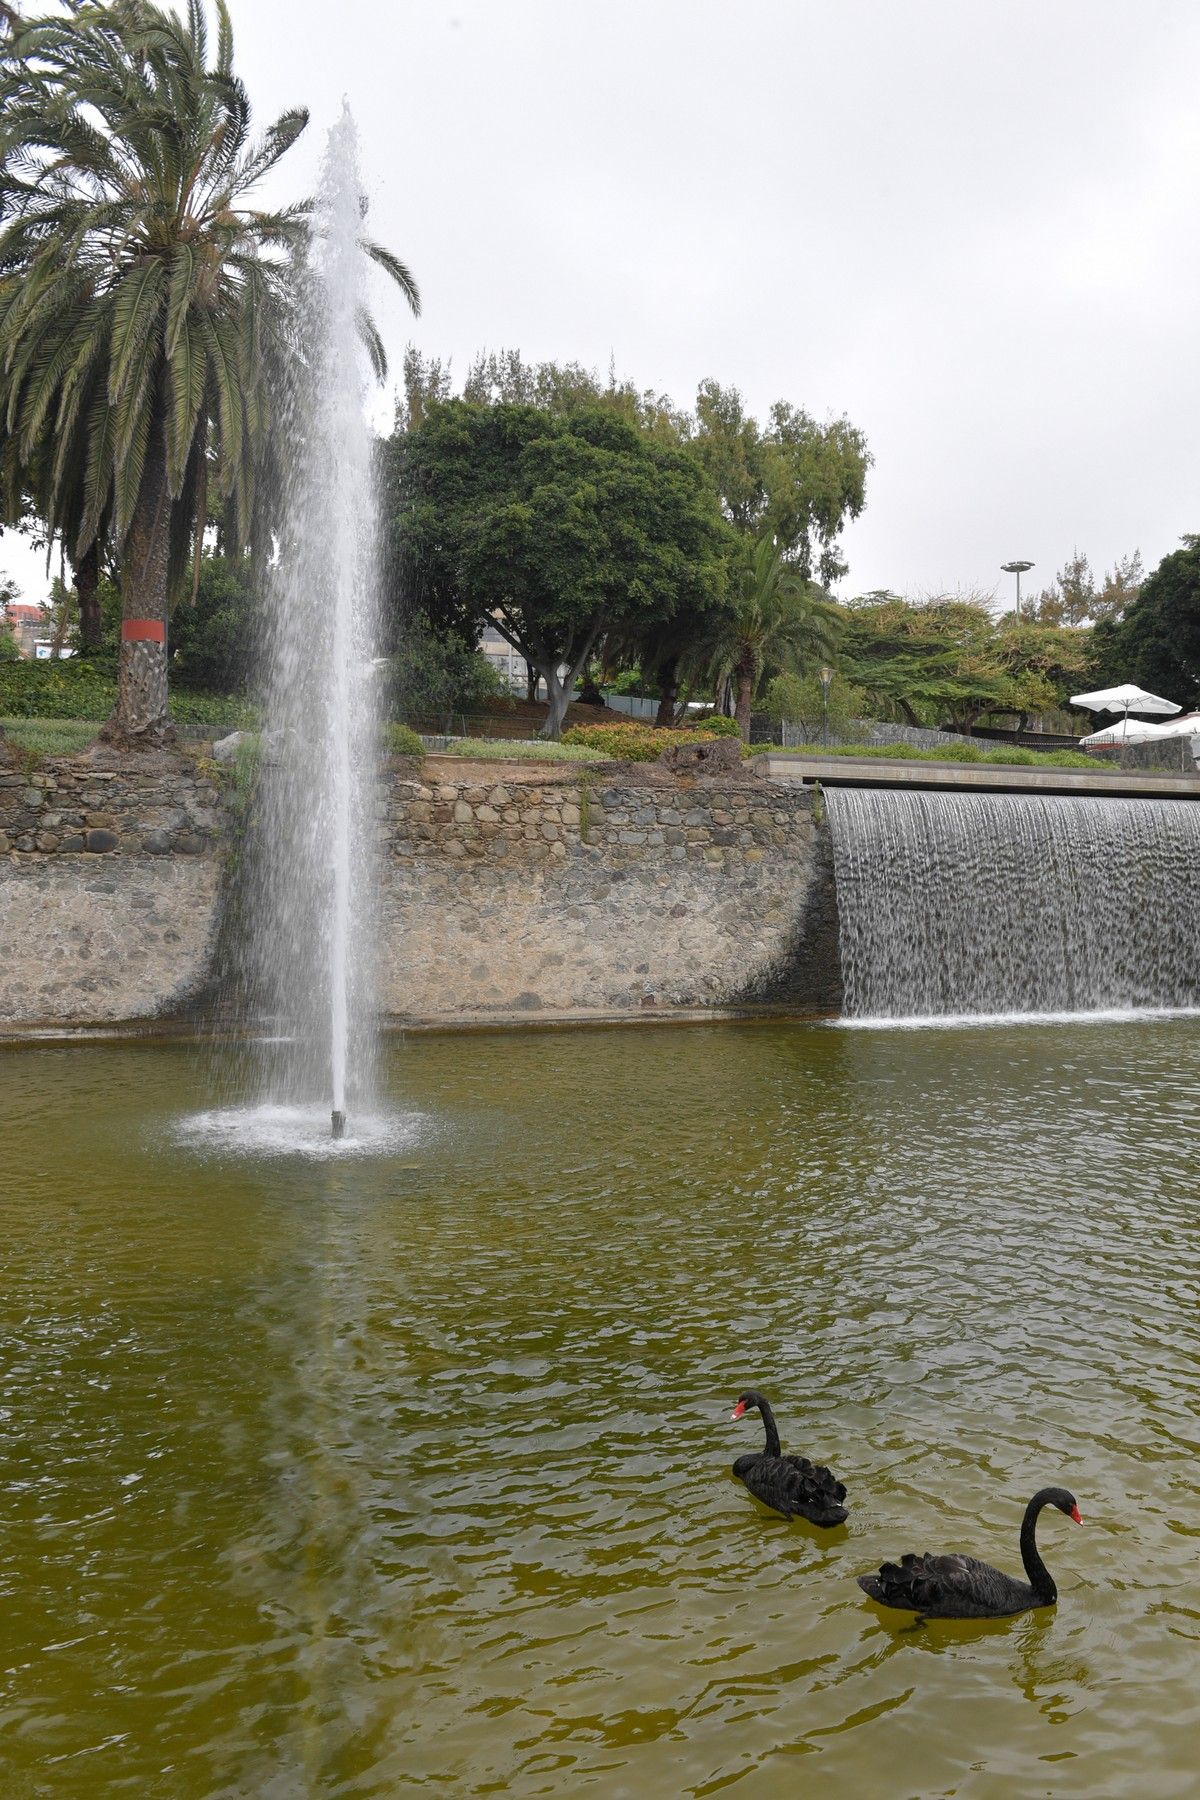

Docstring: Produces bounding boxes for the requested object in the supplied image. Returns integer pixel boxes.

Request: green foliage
[690,381,871,583]
[442,737,607,762]
[0,622,20,660]
[384,616,506,720]
[686,713,742,736]
[1086,536,1200,708]
[835,593,1075,730]
[388,400,728,738]
[0,1,417,732]
[170,556,257,693]
[689,533,841,737]
[561,720,728,761]
[385,722,424,756]
[0,656,254,725]
[811,741,1098,769]
[0,657,117,719]
[765,669,865,738]
[1030,550,1143,625]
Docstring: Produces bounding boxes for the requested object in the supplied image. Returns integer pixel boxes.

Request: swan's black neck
[755,1396,781,1459]
[1019,1491,1058,1602]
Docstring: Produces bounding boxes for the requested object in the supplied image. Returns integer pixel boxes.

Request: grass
[1,715,99,758]
[792,740,1101,770]
[440,736,609,763]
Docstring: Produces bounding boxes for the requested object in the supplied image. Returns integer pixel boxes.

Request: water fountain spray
[249,108,380,1142]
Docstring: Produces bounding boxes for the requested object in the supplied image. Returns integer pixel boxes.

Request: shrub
[385,722,425,756]
[170,555,257,693]
[561,719,728,761]
[0,657,116,719]
[687,713,741,737]
[385,619,508,721]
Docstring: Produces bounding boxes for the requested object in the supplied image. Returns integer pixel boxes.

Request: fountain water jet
[247,109,381,1139]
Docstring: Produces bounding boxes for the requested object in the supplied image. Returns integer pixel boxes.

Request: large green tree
[0,0,417,745]
[690,380,870,584]
[1087,536,1200,708]
[389,400,728,739]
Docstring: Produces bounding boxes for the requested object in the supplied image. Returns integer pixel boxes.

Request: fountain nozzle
[331,1109,346,1140]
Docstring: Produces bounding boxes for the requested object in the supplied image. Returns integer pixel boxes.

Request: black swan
[730,1390,849,1525]
[857,1486,1082,1618]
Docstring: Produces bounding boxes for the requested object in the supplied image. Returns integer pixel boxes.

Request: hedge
[0,659,256,728]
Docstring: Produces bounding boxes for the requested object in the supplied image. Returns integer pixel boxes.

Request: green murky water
[2,1020,1198,1797]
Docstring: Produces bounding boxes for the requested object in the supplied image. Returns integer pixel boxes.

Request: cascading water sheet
[827,786,1200,1022]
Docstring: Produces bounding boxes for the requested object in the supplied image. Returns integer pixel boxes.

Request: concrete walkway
[760,750,1200,800]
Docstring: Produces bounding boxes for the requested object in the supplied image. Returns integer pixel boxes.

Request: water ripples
[0,1023,1198,1794]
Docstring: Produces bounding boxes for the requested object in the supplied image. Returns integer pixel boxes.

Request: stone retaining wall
[0,751,837,1028]
[0,750,229,1024]
[376,762,838,1020]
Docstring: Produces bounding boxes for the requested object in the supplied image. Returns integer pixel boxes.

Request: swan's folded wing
[783,1455,847,1507]
[869,1552,1001,1611]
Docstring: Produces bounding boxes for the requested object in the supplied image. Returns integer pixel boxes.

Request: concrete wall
[0,750,836,1029]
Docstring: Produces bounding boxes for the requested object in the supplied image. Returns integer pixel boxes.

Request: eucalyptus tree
[0,0,417,743]
[691,534,841,740]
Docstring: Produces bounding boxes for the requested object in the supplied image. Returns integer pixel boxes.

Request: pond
[2,1019,1198,1796]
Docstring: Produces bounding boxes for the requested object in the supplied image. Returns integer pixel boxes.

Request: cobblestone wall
[0,749,229,1025]
[376,761,838,1020]
[0,751,837,1027]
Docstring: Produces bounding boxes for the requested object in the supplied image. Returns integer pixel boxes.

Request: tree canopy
[387,399,729,738]
[0,0,416,742]
[1087,536,1200,707]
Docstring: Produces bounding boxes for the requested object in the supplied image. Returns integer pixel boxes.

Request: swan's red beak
[731,1401,746,1421]
[1070,1505,1082,1523]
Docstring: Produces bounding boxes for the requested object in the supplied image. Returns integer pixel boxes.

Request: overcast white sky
[5,0,1199,608]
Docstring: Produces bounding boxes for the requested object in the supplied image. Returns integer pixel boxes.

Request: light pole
[819,665,835,747]
[1001,559,1034,619]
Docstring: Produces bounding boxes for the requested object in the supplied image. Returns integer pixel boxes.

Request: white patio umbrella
[1079,717,1173,746]
[1071,682,1180,718]
[1070,682,1180,756]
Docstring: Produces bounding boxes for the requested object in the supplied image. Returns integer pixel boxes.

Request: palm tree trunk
[734,662,754,742]
[654,656,678,727]
[75,542,102,652]
[101,410,174,747]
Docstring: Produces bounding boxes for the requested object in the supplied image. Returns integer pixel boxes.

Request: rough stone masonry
[0,746,840,1029]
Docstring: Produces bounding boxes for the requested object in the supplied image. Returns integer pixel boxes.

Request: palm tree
[692,533,841,740]
[0,0,418,743]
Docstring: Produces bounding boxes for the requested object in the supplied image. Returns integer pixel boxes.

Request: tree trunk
[734,663,754,742]
[75,542,102,653]
[654,657,678,728]
[537,625,603,741]
[540,665,574,742]
[101,411,174,748]
[525,664,538,703]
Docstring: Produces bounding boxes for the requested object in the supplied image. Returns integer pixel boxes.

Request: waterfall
[248,109,380,1133]
[827,787,1200,1022]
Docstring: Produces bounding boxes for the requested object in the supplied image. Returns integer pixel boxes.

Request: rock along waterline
[249,109,380,1137]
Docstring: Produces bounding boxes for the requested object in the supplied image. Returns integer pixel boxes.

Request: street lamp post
[1001,559,1034,619]
[819,665,835,748]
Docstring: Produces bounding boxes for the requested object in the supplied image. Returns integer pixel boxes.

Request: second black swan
[730,1390,849,1525]
[857,1486,1082,1618]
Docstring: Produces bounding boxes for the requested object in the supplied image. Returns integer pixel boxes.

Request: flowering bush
[561,719,731,761]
